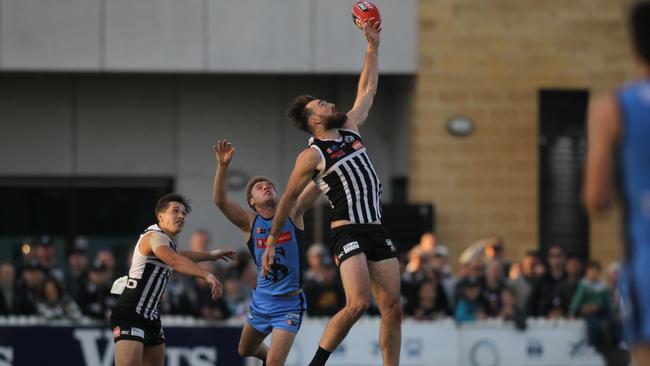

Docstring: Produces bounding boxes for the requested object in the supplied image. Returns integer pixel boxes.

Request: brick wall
[412,0,635,267]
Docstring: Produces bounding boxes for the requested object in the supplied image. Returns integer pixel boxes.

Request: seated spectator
[223,270,250,318]
[569,260,615,348]
[498,286,526,330]
[484,237,511,277]
[305,243,330,283]
[483,260,505,317]
[76,260,116,321]
[191,263,230,320]
[551,253,584,317]
[454,277,487,323]
[404,277,449,320]
[0,262,19,314]
[64,237,89,299]
[13,259,45,315]
[36,277,82,321]
[432,245,457,307]
[508,250,540,310]
[527,244,566,317]
[304,264,345,317]
[35,235,65,284]
[95,248,116,281]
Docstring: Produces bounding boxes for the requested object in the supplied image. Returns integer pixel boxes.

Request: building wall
[412,0,635,265]
[0,73,412,248]
[0,0,417,73]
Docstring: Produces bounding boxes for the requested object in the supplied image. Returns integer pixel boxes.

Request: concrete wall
[0,0,417,73]
[412,0,635,266]
[0,73,412,248]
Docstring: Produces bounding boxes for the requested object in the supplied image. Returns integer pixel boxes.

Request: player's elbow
[583,189,610,215]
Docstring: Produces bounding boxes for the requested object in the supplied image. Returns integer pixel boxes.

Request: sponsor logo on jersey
[330,150,346,159]
[256,231,292,248]
[255,227,268,234]
[326,145,340,154]
[131,327,145,339]
[352,141,363,150]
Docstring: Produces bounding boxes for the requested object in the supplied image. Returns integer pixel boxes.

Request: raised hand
[363,18,381,49]
[210,249,237,262]
[214,139,235,166]
[205,273,223,300]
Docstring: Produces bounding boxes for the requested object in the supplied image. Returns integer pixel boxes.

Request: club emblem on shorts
[286,319,298,327]
[386,239,396,252]
[113,327,121,338]
[131,327,145,339]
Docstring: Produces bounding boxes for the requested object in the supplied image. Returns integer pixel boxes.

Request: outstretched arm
[212,139,254,235]
[291,181,322,230]
[261,148,322,276]
[345,19,381,132]
[179,249,237,263]
[583,94,621,215]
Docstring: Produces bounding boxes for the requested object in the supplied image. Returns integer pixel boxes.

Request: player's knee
[385,298,402,320]
[238,342,254,357]
[346,298,371,319]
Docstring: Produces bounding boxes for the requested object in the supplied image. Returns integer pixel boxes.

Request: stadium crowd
[0,230,622,351]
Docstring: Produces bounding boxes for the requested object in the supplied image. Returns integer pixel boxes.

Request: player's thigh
[142,343,165,366]
[239,322,268,354]
[367,257,401,307]
[267,328,297,365]
[339,252,372,302]
[115,340,144,366]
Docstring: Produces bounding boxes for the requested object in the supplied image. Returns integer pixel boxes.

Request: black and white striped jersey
[309,129,383,223]
[111,224,175,323]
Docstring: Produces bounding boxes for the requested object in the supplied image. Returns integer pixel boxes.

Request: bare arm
[261,149,322,276]
[345,20,381,132]
[143,233,223,299]
[583,93,621,215]
[179,249,236,263]
[291,181,322,230]
[212,140,254,235]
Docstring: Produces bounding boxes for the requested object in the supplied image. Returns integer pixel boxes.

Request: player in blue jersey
[584,2,650,364]
[212,139,321,366]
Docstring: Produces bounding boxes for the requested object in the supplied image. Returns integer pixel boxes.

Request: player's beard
[324,112,348,130]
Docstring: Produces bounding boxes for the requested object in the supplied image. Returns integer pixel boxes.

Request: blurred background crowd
[0,229,622,352]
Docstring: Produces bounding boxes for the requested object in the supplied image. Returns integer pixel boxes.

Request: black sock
[308,346,332,366]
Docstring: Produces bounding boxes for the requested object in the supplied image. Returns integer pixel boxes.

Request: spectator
[189,229,211,253]
[551,253,584,317]
[499,286,526,330]
[95,248,116,281]
[418,232,436,255]
[13,259,45,315]
[404,277,449,320]
[484,237,511,277]
[35,235,65,284]
[0,263,19,314]
[305,243,330,283]
[527,244,566,317]
[75,260,116,321]
[304,264,345,317]
[223,270,249,318]
[36,277,82,321]
[64,237,89,299]
[161,273,195,316]
[569,260,615,348]
[508,250,540,310]
[483,260,505,317]
[454,277,487,323]
[190,263,230,320]
[432,245,457,306]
